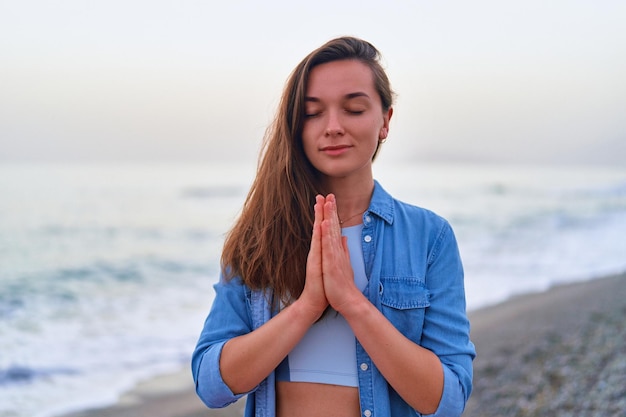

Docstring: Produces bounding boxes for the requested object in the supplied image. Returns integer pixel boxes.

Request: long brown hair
[221,36,395,306]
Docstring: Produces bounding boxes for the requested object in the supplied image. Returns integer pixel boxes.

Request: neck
[322,178,374,227]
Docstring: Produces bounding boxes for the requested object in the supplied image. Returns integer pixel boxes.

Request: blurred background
[1,1,625,416]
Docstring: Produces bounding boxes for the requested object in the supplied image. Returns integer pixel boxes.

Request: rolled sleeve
[191,275,255,408]
[194,340,250,408]
[424,364,466,417]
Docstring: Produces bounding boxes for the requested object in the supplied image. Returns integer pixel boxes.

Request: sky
[1,0,625,166]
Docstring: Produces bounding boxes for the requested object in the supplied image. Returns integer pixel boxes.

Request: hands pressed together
[302,194,364,320]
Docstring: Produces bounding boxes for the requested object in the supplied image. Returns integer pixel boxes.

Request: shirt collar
[367,180,394,225]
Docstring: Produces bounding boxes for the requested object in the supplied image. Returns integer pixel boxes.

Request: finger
[309,195,324,256]
[307,223,322,276]
[321,206,346,272]
[341,235,350,255]
[314,195,325,226]
[323,194,342,240]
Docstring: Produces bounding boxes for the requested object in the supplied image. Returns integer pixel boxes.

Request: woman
[192,36,475,417]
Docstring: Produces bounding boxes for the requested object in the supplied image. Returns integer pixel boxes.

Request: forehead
[306,60,377,98]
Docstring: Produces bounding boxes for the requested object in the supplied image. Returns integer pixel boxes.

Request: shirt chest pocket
[379,276,430,343]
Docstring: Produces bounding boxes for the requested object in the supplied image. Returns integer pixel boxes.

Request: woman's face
[301,60,392,183]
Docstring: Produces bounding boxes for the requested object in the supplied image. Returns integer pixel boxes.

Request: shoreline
[59,272,626,417]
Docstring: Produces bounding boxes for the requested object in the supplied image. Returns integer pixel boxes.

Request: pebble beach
[464,272,626,417]
[60,272,626,417]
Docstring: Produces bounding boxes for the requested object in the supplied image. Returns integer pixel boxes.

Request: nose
[324,110,344,137]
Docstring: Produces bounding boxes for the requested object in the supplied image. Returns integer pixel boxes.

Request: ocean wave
[0,365,79,386]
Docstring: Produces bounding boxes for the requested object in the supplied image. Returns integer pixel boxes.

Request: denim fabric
[192,181,475,417]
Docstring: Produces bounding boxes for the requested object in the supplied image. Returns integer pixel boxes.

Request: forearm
[339,294,444,415]
[219,298,320,394]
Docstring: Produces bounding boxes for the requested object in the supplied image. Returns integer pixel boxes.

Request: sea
[1,161,625,417]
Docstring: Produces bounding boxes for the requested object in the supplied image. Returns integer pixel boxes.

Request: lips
[320,144,351,156]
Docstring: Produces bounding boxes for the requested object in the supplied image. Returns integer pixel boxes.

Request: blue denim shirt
[192,181,475,417]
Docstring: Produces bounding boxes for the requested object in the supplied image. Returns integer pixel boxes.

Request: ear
[380,107,393,139]
[385,107,394,123]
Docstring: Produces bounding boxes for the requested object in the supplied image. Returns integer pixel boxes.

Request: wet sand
[61,272,626,417]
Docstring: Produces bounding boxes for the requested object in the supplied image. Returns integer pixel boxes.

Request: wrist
[333,291,370,319]
[290,298,326,325]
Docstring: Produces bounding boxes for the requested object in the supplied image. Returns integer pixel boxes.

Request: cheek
[358,118,383,143]
[300,129,317,160]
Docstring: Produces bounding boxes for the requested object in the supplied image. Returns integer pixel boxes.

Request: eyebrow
[304,92,371,102]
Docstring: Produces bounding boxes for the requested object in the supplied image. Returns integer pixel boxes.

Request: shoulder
[372,180,445,217]
[372,181,456,248]
[214,272,252,303]
[393,198,456,252]
[393,197,447,225]
[373,181,450,231]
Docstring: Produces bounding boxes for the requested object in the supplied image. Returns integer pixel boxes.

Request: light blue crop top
[276,224,368,387]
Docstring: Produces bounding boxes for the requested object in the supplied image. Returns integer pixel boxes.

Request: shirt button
[360,363,368,371]
[364,215,371,223]
[364,410,372,417]
[364,235,372,243]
